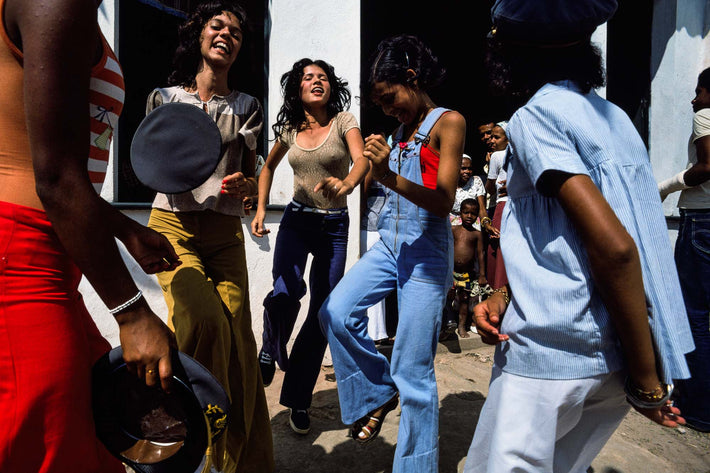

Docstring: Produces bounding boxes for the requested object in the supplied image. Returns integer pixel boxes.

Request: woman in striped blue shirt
[465,2,694,472]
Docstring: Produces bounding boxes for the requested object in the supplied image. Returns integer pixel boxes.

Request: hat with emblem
[92,347,230,473]
[490,0,618,45]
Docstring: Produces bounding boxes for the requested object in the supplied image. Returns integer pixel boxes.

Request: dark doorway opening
[606,2,652,146]
[360,0,497,174]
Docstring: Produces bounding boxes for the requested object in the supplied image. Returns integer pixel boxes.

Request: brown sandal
[351,394,399,444]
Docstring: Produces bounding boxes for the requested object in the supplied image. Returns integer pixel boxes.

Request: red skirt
[0,201,123,473]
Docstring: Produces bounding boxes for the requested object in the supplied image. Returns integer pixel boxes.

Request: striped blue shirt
[498,80,693,382]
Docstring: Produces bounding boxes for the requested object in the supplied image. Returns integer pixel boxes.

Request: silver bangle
[624,378,674,409]
[108,290,143,315]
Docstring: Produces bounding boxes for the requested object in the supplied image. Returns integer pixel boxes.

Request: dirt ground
[265,337,710,473]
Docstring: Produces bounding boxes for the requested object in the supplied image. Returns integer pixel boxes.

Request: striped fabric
[88,34,125,193]
[498,80,694,382]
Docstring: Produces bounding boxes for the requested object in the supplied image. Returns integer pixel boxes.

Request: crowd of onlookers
[438,119,510,340]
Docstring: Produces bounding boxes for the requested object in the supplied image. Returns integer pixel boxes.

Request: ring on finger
[147,369,156,375]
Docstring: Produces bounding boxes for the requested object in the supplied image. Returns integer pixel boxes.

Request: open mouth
[311,86,324,95]
[213,41,231,54]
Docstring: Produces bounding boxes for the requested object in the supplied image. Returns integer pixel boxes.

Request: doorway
[360,1,498,172]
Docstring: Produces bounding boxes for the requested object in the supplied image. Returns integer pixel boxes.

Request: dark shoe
[258,349,275,387]
[289,409,310,435]
[684,419,710,433]
[439,321,457,341]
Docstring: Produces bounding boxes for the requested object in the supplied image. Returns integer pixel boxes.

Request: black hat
[92,347,230,473]
[130,102,222,194]
[490,0,618,45]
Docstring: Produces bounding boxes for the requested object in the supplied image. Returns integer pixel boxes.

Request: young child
[449,198,487,338]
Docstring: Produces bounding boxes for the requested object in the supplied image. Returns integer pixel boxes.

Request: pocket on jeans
[691,217,710,256]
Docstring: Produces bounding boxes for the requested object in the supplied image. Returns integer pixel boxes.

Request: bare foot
[458,326,470,338]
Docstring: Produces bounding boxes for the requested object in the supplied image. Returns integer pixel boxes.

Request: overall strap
[391,124,406,145]
[414,107,451,145]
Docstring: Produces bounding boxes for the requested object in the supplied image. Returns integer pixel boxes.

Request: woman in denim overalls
[319,35,464,473]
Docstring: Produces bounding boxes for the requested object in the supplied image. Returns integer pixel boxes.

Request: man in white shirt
[658,66,710,432]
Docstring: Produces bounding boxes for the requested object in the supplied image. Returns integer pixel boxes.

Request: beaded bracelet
[491,288,510,305]
[108,290,143,315]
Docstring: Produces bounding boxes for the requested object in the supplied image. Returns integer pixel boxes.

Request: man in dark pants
[658,66,710,433]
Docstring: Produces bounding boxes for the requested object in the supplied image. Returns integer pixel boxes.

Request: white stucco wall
[650,0,710,218]
[84,1,361,350]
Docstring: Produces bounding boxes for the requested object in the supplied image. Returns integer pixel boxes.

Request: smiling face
[459,157,473,184]
[370,81,422,125]
[199,11,243,70]
[299,64,331,108]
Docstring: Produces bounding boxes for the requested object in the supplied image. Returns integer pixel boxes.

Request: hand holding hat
[93,347,230,473]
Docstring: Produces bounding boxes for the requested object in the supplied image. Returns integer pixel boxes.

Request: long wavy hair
[365,34,446,101]
[167,1,248,90]
[271,58,351,140]
[485,36,605,106]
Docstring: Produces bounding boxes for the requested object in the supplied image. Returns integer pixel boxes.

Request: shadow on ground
[271,385,487,473]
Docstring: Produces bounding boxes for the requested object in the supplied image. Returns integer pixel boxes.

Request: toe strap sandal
[351,393,399,444]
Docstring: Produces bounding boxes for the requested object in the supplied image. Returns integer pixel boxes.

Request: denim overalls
[319,108,453,472]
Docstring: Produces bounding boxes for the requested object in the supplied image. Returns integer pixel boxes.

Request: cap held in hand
[92,347,230,473]
[130,102,222,194]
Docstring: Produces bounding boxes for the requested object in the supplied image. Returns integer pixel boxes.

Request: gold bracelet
[491,288,510,305]
[624,378,672,409]
[481,217,492,227]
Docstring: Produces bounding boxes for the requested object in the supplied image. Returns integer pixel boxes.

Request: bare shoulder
[430,110,466,155]
[436,110,466,133]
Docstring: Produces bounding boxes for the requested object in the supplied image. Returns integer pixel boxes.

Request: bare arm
[551,172,681,427]
[485,178,496,196]
[314,127,370,199]
[13,0,174,389]
[251,140,288,236]
[684,135,710,186]
[365,111,466,217]
[476,232,487,284]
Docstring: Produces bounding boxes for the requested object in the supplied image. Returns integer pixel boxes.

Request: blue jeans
[261,202,348,409]
[320,107,452,472]
[319,238,451,473]
[674,209,710,430]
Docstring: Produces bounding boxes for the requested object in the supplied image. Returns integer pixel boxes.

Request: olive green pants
[149,209,274,473]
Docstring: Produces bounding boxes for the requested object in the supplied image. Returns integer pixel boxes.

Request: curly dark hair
[167,1,248,89]
[698,67,710,90]
[485,36,605,105]
[271,58,352,140]
[365,34,446,101]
